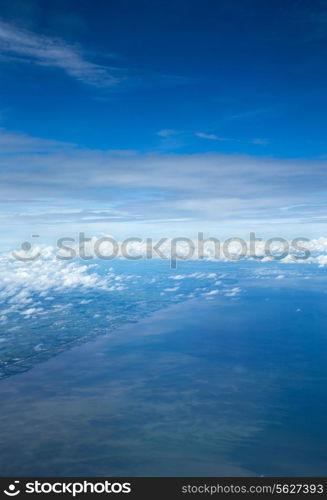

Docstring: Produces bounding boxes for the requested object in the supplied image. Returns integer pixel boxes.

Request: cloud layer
[1,129,327,239]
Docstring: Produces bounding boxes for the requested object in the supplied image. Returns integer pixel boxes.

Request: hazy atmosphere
[1,0,327,484]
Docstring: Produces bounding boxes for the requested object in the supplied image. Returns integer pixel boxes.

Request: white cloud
[1,129,327,241]
[0,128,73,153]
[1,235,327,324]
[195,132,229,141]
[0,20,119,87]
[0,248,134,318]
[252,138,270,145]
[62,236,327,266]
[196,132,269,146]
[156,129,177,137]
[224,287,242,297]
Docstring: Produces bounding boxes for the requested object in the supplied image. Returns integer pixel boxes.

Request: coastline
[0,288,327,477]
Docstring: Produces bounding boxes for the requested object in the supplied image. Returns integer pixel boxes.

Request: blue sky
[0,0,327,247]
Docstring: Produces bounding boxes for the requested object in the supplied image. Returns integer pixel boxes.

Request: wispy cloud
[0,128,74,153]
[0,20,120,88]
[226,108,271,121]
[251,138,270,145]
[156,129,178,137]
[195,132,231,141]
[196,132,269,146]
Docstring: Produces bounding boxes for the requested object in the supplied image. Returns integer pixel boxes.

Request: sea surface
[0,259,326,476]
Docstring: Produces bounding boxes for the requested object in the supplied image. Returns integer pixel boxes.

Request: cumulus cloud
[0,248,133,319]
[8,235,327,267]
[0,246,254,330]
[0,252,101,290]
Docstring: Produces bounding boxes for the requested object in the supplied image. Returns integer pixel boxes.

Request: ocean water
[0,259,327,476]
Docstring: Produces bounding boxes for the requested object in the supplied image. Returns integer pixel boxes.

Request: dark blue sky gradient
[1,0,327,157]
